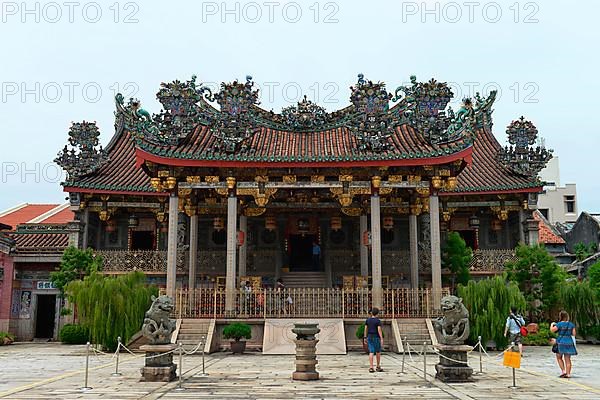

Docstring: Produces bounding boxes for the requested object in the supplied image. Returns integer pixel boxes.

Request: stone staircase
[175,319,211,351]
[395,318,435,352]
[280,271,328,288]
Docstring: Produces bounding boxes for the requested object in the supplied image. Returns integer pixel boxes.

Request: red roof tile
[40,207,74,223]
[10,232,69,253]
[0,204,60,230]
[534,211,565,244]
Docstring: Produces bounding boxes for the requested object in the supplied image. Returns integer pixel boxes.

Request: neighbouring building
[538,157,578,225]
[52,73,552,326]
[0,204,75,340]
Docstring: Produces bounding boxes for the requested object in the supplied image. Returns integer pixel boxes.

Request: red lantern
[213,217,225,231]
[330,216,342,231]
[265,216,277,231]
[383,216,394,230]
[105,219,117,233]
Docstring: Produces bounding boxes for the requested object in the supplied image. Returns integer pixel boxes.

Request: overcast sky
[0,0,597,211]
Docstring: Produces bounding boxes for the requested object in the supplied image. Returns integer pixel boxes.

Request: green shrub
[59,324,89,344]
[522,323,556,346]
[222,323,252,341]
[458,275,526,349]
[583,325,600,339]
[559,280,600,333]
[0,331,15,345]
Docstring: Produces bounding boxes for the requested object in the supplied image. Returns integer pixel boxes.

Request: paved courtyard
[1,343,599,399]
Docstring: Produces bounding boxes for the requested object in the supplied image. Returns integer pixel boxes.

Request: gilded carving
[311,175,325,183]
[244,207,266,217]
[341,207,362,217]
[283,175,297,184]
[205,176,220,184]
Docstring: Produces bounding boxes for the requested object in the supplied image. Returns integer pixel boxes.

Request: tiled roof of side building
[534,210,565,244]
[447,127,542,194]
[0,204,61,230]
[10,232,70,253]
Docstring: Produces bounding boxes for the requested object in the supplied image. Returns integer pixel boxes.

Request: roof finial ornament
[55,121,108,181]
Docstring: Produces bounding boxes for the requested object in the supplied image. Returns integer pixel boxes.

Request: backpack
[511,315,528,337]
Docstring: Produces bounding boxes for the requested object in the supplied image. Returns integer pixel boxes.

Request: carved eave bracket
[55,121,108,181]
[498,116,553,177]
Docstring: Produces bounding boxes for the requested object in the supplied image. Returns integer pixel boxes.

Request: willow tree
[66,271,157,350]
[457,275,526,349]
[560,280,600,334]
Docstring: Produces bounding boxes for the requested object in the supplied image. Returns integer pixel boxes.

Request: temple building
[0,204,76,340]
[55,74,552,323]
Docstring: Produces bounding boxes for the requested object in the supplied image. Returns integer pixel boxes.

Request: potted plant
[0,331,15,345]
[356,323,368,353]
[222,323,252,354]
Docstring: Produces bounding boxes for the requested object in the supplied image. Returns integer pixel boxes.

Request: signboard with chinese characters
[36,281,57,290]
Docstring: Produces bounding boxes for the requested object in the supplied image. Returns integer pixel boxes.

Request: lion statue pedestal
[140,295,177,382]
[433,295,474,383]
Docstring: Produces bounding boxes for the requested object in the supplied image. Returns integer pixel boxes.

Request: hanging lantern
[165,176,177,190]
[213,217,225,231]
[383,216,394,230]
[265,216,277,231]
[128,214,139,228]
[469,214,480,229]
[105,219,117,233]
[491,219,502,231]
[330,216,342,231]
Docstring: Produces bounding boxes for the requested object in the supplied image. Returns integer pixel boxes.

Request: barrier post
[198,335,209,377]
[112,336,122,376]
[400,338,406,374]
[422,342,428,385]
[176,342,185,391]
[80,342,92,391]
[478,336,483,374]
[508,342,518,389]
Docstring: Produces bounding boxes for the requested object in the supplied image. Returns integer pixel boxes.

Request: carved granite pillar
[360,214,369,277]
[429,194,442,309]
[409,213,419,289]
[188,214,198,290]
[166,193,179,300]
[371,194,382,309]
[238,215,247,278]
[225,195,238,314]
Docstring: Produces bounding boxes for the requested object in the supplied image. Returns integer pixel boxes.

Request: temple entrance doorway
[455,230,477,250]
[35,294,56,338]
[131,231,154,250]
[289,234,317,271]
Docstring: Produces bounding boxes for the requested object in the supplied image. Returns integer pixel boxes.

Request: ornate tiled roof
[135,123,471,166]
[63,130,155,194]
[447,126,542,194]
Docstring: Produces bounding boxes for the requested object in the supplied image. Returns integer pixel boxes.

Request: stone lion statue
[433,295,470,345]
[142,295,176,345]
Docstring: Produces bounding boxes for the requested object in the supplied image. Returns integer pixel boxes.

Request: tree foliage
[574,242,596,262]
[66,271,157,350]
[505,244,567,321]
[51,247,102,296]
[588,262,600,292]
[442,231,473,290]
[559,280,600,334]
[458,276,526,349]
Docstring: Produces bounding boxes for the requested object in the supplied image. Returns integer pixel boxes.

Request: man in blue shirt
[312,241,321,271]
[363,307,384,372]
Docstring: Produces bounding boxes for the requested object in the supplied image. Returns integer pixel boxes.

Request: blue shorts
[367,335,381,354]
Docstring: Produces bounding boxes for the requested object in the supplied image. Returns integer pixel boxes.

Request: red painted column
[0,252,15,333]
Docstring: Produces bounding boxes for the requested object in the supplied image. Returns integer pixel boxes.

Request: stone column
[166,193,179,300]
[225,195,238,314]
[518,210,526,244]
[238,214,247,279]
[429,194,442,309]
[360,214,369,277]
[188,214,198,290]
[371,194,382,309]
[525,214,540,245]
[409,213,419,289]
[81,208,90,249]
